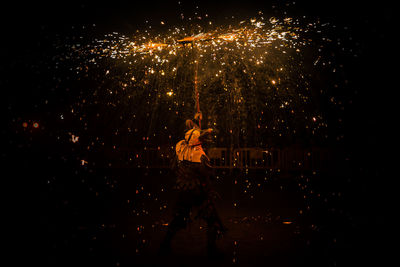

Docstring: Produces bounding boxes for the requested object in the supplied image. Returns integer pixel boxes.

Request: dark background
[3,0,395,266]
[3,0,395,143]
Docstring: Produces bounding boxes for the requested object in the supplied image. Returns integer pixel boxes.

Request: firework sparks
[46,7,355,165]
[5,1,381,266]
[60,15,330,148]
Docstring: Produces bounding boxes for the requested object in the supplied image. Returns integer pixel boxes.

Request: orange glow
[136,42,168,52]
[22,122,28,128]
[71,134,79,143]
[177,33,213,43]
[282,221,292,225]
[218,33,238,41]
[146,43,167,49]
[33,122,39,128]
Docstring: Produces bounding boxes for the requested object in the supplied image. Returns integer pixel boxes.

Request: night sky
[3,0,395,266]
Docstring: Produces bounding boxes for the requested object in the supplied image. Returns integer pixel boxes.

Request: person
[159,113,226,259]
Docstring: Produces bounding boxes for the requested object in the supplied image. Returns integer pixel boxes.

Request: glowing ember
[71,134,79,143]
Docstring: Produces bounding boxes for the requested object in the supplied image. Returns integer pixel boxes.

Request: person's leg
[203,201,227,258]
[159,192,193,254]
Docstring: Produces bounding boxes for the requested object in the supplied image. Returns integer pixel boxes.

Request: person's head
[185,119,199,130]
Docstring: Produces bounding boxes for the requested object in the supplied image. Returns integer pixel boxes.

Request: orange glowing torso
[175,129,205,163]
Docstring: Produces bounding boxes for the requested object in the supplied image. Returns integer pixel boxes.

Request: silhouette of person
[159,113,226,258]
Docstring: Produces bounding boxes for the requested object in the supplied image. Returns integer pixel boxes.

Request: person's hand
[194,112,203,121]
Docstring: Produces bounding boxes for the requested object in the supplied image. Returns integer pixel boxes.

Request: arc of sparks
[125,22,298,127]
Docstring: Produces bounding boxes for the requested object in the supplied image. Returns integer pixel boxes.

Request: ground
[36,165,388,267]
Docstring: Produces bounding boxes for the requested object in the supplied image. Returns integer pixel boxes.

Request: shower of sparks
[53,12,352,153]
[30,8,358,266]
